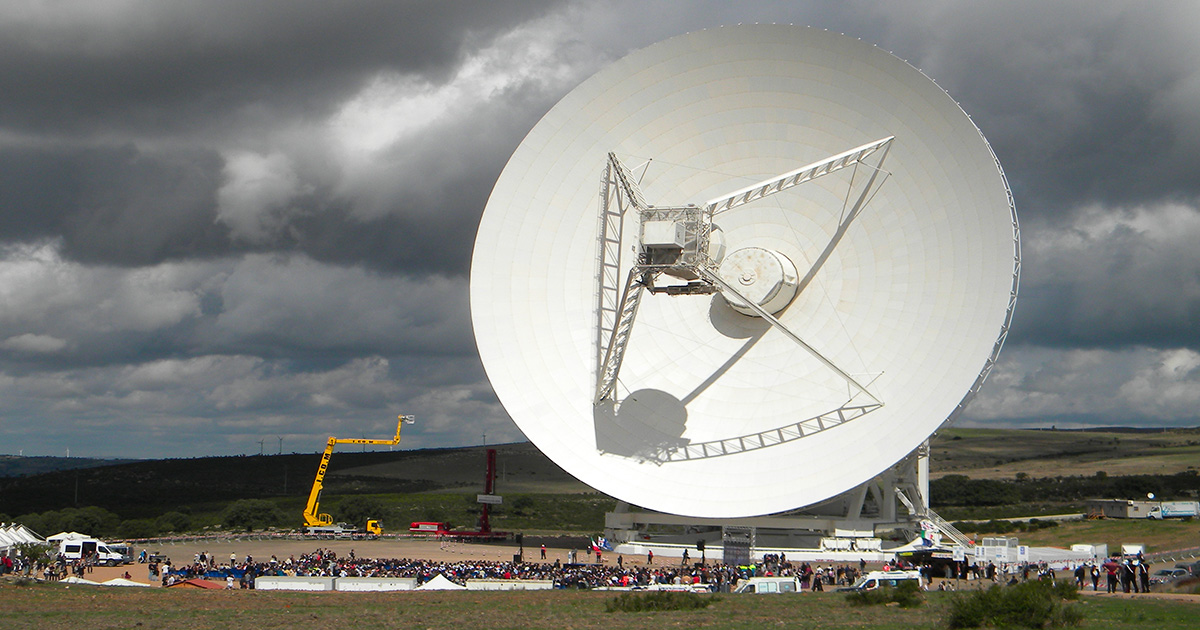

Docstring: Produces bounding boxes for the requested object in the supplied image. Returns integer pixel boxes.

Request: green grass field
[2,580,1198,630]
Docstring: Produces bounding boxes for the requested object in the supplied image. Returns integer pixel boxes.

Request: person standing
[1138,562,1150,593]
[540,544,547,560]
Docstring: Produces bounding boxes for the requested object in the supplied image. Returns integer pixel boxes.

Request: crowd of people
[5,543,1172,595]
[144,547,880,591]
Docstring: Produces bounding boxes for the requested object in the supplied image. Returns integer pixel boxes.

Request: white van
[840,570,923,592]
[58,538,127,566]
[732,576,802,593]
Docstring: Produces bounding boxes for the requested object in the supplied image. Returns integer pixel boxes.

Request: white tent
[416,574,466,590]
[46,531,89,543]
[889,537,952,554]
[61,576,102,585]
[101,578,153,587]
[0,524,44,554]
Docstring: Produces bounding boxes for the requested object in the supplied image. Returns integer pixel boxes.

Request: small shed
[1087,500,1155,519]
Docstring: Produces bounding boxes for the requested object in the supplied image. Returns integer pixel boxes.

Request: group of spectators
[146,547,880,591]
[7,550,119,583]
[12,544,1160,595]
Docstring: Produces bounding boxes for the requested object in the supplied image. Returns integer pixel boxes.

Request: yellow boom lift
[302,414,415,537]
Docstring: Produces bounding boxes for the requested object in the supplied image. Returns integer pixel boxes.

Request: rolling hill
[2,427,1199,521]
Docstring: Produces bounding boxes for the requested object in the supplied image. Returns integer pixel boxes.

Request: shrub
[221,499,285,531]
[118,519,158,539]
[155,511,191,533]
[947,580,1083,628]
[605,591,715,612]
[13,542,56,566]
[334,496,387,528]
[845,580,923,608]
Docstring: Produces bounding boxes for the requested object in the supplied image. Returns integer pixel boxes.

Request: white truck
[1147,501,1200,519]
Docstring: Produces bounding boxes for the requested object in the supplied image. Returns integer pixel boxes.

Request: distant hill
[930,426,1200,479]
[0,442,585,519]
[0,455,138,478]
[3,427,1199,521]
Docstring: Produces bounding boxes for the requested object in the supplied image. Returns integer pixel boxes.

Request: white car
[1149,568,1190,585]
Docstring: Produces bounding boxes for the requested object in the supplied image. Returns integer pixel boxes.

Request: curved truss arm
[704,137,893,215]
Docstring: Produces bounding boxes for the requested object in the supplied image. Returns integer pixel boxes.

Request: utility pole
[258,439,265,456]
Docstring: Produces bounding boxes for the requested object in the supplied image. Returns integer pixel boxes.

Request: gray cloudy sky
[1,0,1198,458]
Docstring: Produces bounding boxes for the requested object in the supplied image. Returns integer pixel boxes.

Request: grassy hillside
[930,426,1200,479]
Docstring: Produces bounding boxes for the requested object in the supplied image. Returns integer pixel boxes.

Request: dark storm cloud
[1001,203,1200,351]
[279,80,568,275]
[0,0,569,271]
[0,144,228,265]
[865,1,1200,219]
[0,0,561,136]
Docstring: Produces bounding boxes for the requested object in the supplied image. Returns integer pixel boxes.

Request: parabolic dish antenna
[471,25,1019,519]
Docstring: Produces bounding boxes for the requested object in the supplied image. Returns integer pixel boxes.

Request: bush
[947,580,1083,628]
[845,580,923,608]
[155,511,191,533]
[118,519,158,539]
[605,591,715,612]
[334,496,387,528]
[13,542,56,566]
[221,499,285,531]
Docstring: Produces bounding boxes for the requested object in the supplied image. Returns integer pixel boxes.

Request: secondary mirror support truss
[594,138,894,414]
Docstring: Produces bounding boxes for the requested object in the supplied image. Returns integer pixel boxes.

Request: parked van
[58,538,127,566]
[107,543,135,564]
[839,570,922,592]
[732,576,802,593]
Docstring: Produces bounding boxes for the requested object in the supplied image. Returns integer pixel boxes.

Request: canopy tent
[103,578,153,587]
[889,537,954,554]
[0,524,45,555]
[416,574,466,590]
[46,531,89,543]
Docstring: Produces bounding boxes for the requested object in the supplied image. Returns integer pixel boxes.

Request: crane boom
[302,414,414,533]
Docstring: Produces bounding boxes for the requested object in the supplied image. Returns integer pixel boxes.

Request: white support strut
[700,267,879,404]
[704,136,894,215]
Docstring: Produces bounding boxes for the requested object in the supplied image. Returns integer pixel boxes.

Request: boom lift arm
[302,414,415,529]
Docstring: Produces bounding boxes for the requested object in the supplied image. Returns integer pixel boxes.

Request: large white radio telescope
[471,25,1019,519]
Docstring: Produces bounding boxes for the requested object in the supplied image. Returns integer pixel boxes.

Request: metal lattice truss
[646,401,883,464]
[595,137,894,408]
